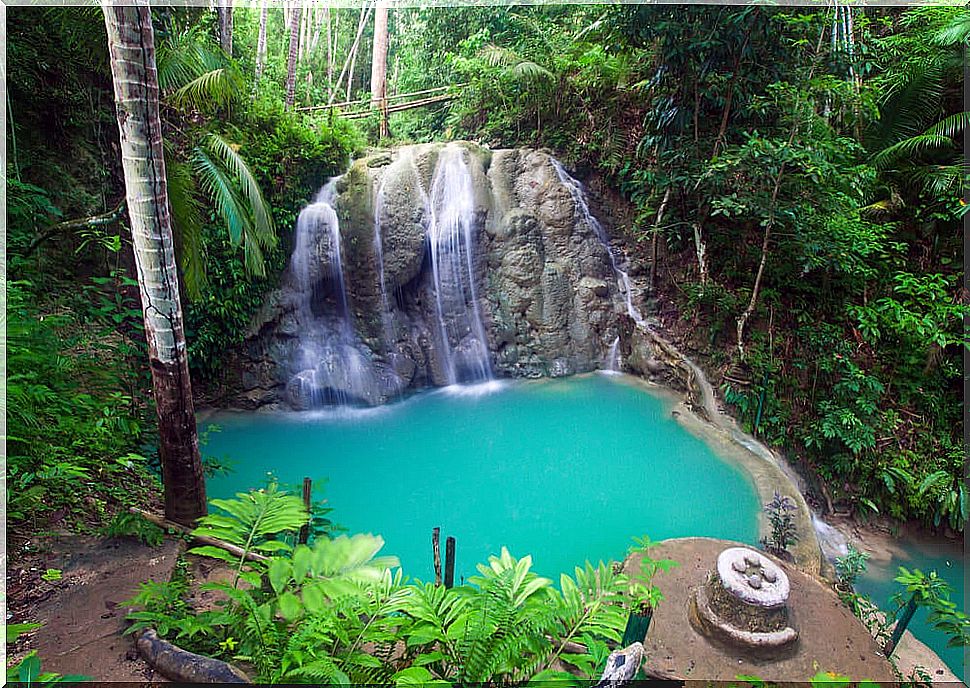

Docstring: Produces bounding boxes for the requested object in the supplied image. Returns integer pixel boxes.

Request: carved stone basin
[690,546,798,655]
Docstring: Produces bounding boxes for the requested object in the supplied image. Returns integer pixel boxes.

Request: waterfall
[427,145,493,384]
[604,336,621,374]
[289,180,370,406]
[551,160,643,325]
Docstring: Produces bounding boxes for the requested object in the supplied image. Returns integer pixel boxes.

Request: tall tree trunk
[648,188,672,295]
[326,8,334,99]
[255,1,268,81]
[298,3,308,63]
[370,1,389,108]
[102,0,207,526]
[311,5,324,54]
[217,1,233,56]
[285,5,302,109]
[347,4,372,102]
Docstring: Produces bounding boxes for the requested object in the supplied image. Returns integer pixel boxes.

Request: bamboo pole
[339,92,456,119]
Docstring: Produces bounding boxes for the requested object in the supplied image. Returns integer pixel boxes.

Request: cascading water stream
[290,180,370,406]
[604,336,621,374]
[427,145,493,384]
[551,160,643,325]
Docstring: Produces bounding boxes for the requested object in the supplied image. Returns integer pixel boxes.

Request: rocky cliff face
[227,142,631,409]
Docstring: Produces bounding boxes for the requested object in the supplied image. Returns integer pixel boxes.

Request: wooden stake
[298,477,312,544]
[444,536,455,589]
[432,527,442,585]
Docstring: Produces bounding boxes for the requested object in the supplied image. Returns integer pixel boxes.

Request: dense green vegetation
[5,4,966,680]
[120,484,665,684]
[387,5,968,531]
[10,3,965,539]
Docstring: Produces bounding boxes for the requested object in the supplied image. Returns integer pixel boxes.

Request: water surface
[854,536,966,681]
[201,375,760,582]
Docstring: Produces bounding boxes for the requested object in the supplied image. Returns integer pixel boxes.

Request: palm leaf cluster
[154,28,277,299]
[868,8,969,207]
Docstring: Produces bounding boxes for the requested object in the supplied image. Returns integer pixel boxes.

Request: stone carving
[690,546,798,655]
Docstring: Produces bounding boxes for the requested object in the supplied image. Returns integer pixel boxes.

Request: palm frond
[191,145,249,246]
[925,111,970,139]
[156,27,230,92]
[165,156,208,300]
[479,45,554,84]
[204,133,277,251]
[170,68,242,111]
[871,134,953,169]
[932,10,970,47]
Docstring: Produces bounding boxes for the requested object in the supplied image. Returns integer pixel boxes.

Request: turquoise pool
[200,374,761,582]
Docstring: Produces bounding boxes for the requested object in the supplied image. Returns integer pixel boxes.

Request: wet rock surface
[225,142,628,408]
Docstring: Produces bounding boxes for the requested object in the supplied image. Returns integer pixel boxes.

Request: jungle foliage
[5,3,966,538]
[124,486,646,685]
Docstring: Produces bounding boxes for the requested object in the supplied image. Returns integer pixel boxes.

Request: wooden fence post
[433,527,442,586]
[444,536,455,589]
[298,477,312,544]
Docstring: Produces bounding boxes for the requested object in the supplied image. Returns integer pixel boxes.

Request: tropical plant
[761,493,799,557]
[125,487,638,685]
[189,481,308,585]
[625,535,678,613]
[153,26,278,298]
[834,545,870,590]
[887,567,970,653]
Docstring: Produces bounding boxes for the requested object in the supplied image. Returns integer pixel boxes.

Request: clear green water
[201,375,760,582]
[854,537,966,681]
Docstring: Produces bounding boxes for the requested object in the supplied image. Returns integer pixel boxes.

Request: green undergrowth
[124,484,670,685]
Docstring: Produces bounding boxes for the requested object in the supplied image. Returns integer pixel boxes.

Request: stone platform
[624,537,896,683]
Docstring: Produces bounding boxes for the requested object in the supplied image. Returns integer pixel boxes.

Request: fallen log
[128,507,268,563]
[137,629,250,683]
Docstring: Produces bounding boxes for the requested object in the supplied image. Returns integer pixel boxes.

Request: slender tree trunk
[255,1,268,81]
[692,221,709,288]
[326,8,334,99]
[102,0,207,526]
[285,5,302,109]
[348,4,372,102]
[311,5,323,54]
[217,1,232,56]
[328,3,371,106]
[735,26,826,361]
[370,1,389,108]
[298,3,308,63]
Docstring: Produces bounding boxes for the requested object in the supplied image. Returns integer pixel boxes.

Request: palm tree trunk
[285,5,302,109]
[370,1,389,107]
[217,1,233,56]
[102,0,207,526]
[255,1,268,81]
